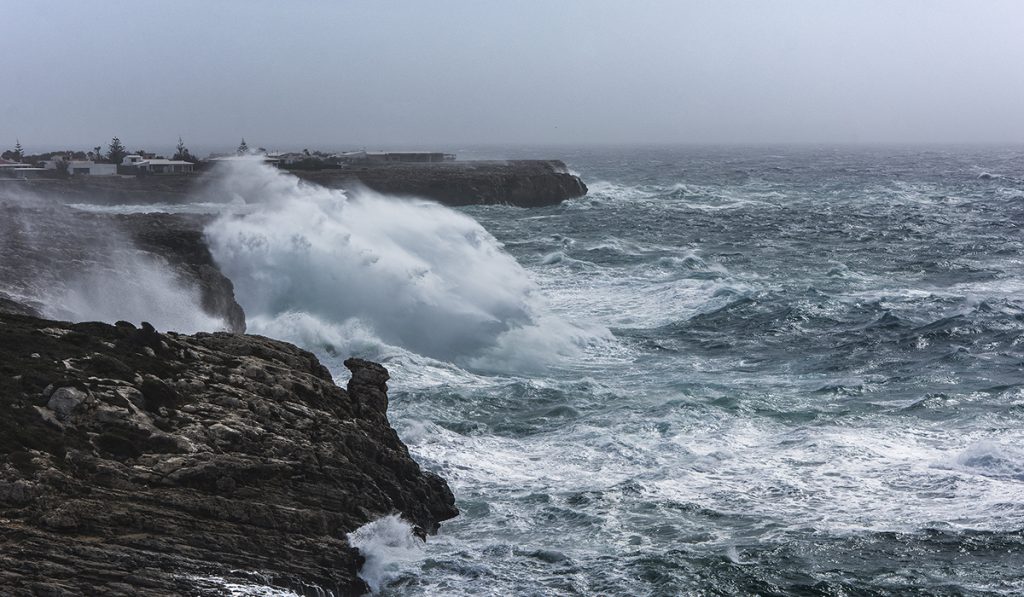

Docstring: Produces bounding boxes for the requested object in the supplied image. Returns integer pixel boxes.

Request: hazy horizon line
[10,139,1024,154]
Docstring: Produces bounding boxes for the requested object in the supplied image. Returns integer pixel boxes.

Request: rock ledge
[0,313,457,596]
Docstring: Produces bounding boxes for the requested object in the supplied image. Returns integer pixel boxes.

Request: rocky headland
[294,160,588,207]
[0,159,587,207]
[0,312,457,596]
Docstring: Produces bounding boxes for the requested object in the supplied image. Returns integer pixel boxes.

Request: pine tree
[237,138,249,156]
[174,136,191,161]
[13,139,23,161]
[107,137,127,164]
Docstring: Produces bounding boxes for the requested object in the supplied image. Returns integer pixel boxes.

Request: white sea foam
[203,160,606,374]
[942,440,1024,481]
[185,576,301,597]
[576,180,779,212]
[68,200,243,215]
[532,256,749,330]
[347,514,424,594]
[2,200,225,333]
[43,250,224,334]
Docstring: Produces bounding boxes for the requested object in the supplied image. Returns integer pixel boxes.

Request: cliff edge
[0,313,457,596]
[295,160,588,207]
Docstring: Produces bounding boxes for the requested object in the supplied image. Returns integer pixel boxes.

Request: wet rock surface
[0,313,457,596]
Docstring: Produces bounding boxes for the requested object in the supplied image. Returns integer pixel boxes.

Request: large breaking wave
[0,194,223,334]
[203,160,605,373]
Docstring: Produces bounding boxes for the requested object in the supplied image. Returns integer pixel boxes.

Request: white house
[122,155,194,174]
[39,159,117,175]
[0,159,44,178]
[68,161,117,176]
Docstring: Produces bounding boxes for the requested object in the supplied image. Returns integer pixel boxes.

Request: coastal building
[5,167,47,178]
[211,150,457,169]
[38,159,117,176]
[121,155,194,175]
[264,151,368,167]
[365,151,455,163]
[0,159,46,178]
[0,159,28,173]
[68,161,117,176]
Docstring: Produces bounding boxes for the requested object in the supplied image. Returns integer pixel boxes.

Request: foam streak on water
[384,146,1024,596]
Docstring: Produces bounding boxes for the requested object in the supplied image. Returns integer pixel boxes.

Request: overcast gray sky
[2,1,1023,150]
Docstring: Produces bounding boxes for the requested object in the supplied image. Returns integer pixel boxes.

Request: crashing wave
[203,159,607,374]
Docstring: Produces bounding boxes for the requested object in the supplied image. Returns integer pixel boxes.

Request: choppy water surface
[68,148,1024,595]
[372,147,1024,595]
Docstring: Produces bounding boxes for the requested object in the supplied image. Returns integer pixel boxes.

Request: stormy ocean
[83,146,1024,595]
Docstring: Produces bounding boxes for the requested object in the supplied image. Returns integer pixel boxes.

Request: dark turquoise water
[375,147,1024,596]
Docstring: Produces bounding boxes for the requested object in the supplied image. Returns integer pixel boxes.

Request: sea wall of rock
[0,159,587,207]
[0,313,457,596]
[296,160,588,207]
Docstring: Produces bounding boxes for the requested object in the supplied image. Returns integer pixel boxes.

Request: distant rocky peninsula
[2,143,588,207]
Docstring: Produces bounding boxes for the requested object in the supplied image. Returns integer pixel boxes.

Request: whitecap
[347,514,424,594]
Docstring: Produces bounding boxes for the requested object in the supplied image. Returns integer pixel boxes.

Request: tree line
[3,137,202,165]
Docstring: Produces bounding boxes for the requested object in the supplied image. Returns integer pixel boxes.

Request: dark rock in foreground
[0,313,457,596]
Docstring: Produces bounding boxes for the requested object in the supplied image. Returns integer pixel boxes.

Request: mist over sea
[70,146,1024,595]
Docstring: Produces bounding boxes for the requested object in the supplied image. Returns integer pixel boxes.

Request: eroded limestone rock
[0,312,457,596]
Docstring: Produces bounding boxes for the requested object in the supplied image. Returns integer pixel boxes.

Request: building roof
[208,155,278,162]
[140,159,193,166]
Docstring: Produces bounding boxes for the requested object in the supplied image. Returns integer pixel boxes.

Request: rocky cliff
[296,160,588,207]
[0,312,458,596]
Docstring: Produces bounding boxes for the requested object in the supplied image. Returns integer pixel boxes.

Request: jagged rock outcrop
[0,206,245,333]
[0,313,457,596]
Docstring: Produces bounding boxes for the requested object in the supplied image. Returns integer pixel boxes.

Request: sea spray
[203,160,606,373]
[347,515,424,594]
[45,250,223,334]
[0,200,224,333]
